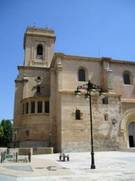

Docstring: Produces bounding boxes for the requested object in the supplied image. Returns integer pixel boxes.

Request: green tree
[0,125,4,144]
[0,125,3,137]
[0,120,13,147]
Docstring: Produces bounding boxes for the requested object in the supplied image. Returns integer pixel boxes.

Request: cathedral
[13,27,135,152]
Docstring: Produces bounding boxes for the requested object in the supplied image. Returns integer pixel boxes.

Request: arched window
[123,71,131,84]
[25,102,29,114]
[37,101,43,113]
[78,68,86,81]
[37,44,43,56]
[31,101,35,113]
[45,101,49,113]
[75,109,81,120]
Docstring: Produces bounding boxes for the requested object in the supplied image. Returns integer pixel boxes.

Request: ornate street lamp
[75,80,106,169]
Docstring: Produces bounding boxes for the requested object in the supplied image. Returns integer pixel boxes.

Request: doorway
[128,122,135,147]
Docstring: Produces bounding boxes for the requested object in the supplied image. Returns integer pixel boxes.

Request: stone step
[120,148,135,152]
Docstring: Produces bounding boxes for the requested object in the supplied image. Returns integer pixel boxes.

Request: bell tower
[23,27,56,67]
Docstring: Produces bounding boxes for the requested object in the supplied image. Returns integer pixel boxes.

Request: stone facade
[13,27,135,152]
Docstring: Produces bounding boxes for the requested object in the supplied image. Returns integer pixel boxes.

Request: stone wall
[14,66,51,147]
[59,93,121,152]
[108,63,135,98]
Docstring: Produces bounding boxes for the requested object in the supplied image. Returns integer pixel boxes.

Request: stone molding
[121,98,135,103]
[58,89,121,97]
[20,96,49,102]
[52,52,135,66]
[18,66,49,71]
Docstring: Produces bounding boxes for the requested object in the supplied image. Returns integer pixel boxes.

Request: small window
[102,96,108,104]
[26,130,30,137]
[37,76,41,81]
[78,68,86,81]
[45,101,49,113]
[104,113,108,121]
[37,101,42,113]
[31,101,35,113]
[37,86,41,94]
[75,109,81,120]
[25,102,29,114]
[123,71,131,84]
[37,44,43,56]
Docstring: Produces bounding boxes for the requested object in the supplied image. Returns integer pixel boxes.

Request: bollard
[1,152,6,163]
[28,152,31,162]
[1,152,3,163]
[2,152,6,162]
[16,152,18,162]
[63,154,65,161]
[59,154,62,161]
[7,148,9,154]
[67,155,69,161]
[59,153,70,162]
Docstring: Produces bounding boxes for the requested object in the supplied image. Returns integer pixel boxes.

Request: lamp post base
[91,152,96,169]
[91,164,96,169]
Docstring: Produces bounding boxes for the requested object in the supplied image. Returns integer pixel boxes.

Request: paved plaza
[0,151,135,181]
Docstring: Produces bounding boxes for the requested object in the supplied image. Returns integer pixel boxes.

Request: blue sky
[0,0,135,120]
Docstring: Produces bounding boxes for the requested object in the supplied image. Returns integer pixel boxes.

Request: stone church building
[13,27,135,152]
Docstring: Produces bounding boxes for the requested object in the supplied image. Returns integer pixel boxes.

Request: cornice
[121,98,135,103]
[54,53,100,62]
[51,52,135,67]
[58,89,121,97]
[20,96,49,102]
[18,66,50,71]
[15,78,28,83]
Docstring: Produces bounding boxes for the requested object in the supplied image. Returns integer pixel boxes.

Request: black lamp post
[75,80,106,169]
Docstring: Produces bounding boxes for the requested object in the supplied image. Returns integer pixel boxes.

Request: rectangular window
[45,101,49,113]
[75,109,81,120]
[25,102,29,114]
[102,96,108,104]
[37,101,42,113]
[31,101,35,113]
